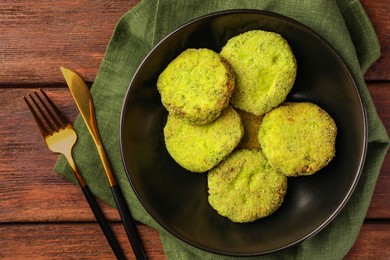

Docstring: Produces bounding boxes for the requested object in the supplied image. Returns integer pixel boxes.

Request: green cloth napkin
[55,0,389,259]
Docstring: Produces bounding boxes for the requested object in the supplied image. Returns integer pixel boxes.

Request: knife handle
[81,184,126,260]
[111,184,147,260]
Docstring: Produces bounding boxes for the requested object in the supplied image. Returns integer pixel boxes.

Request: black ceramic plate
[120,10,367,256]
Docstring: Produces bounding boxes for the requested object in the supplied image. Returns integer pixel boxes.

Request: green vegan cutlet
[220,30,297,116]
[157,48,235,125]
[208,149,287,223]
[258,102,337,176]
[164,106,243,173]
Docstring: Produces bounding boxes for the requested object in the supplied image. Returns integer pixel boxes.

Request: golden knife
[60,67,147,260]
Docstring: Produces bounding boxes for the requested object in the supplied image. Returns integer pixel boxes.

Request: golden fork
[23,89,126,260]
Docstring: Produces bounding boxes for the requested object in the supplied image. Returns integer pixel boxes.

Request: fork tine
[30,91,59,133]
[36,89,69,131]
[39,89,69,127]
[23,94,51,136]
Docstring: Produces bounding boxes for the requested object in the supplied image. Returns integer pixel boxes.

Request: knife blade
[60,67,147,260]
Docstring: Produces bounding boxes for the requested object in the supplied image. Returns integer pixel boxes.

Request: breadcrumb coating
[258,102,337,176]
[220,30,296,115]
[164,106,243,172]
[157,48,235,125]
[208,149,287,223]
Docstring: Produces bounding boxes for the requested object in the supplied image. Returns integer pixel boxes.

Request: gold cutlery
[60,67,147,260]
[23,89,126,260]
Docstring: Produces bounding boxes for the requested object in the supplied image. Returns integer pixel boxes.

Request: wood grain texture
[0,223,166,259]
[0,222,389,259]
[0,0,141,84]
[345,222,390,259]
[0,0,388,84]
[0,0,389,259]
[360,0,390,80]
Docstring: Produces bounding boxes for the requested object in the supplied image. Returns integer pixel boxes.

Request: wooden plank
[0,222,166,259]
[0,221,389,259]
[0,85,389,223]
[360,0,390,80]
[366,155,390,219]
[0,0,141,84]
[345,222,390,259]
[0,0,388,84]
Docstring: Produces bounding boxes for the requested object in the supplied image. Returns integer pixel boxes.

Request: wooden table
[1,1,388,259]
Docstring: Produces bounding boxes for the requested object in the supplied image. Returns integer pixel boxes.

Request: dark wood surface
[0,1,388,259]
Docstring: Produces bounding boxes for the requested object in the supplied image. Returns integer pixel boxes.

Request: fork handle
[81,184,126,260]
[111,184,147,260]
